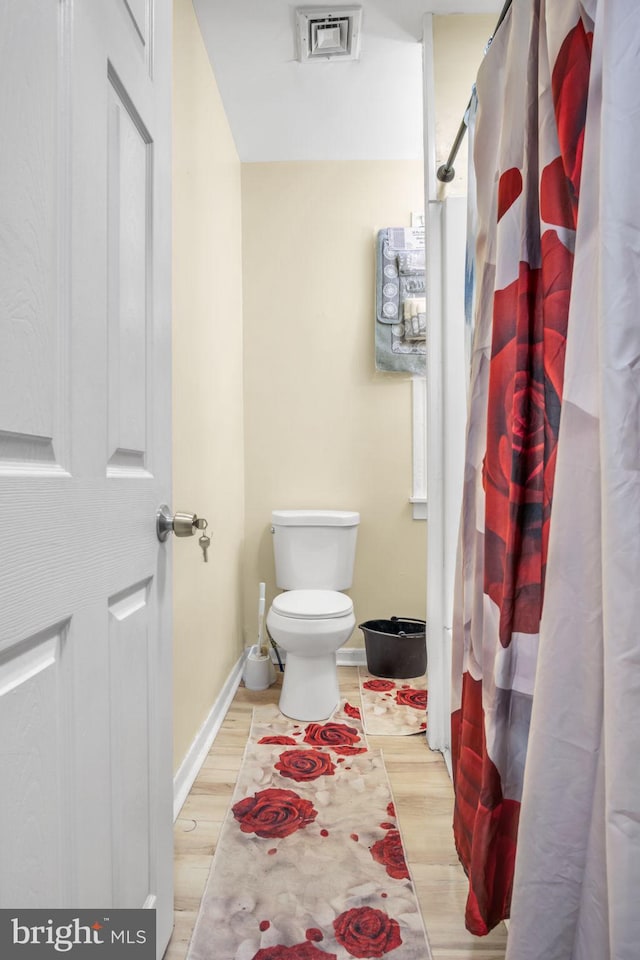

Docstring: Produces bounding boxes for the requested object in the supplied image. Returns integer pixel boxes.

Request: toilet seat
[272,589,353,620]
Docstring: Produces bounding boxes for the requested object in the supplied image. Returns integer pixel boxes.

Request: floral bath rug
[357,670,427,737]
[187,701,433,960]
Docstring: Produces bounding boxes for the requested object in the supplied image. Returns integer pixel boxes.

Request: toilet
[266,509,360,721]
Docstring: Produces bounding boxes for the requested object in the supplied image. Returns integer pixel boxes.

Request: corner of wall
[172,0,246,773]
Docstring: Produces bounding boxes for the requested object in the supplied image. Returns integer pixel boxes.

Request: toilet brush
[257,582,267,656]
[243,583,275,691]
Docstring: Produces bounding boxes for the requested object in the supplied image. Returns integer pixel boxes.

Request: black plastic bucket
[358,617,427,679]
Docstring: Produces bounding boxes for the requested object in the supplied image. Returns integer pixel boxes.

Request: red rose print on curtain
[451,676,520,933]
[551,18,593,222]
[482,19,591,647]
[333,907,402,959]
[497,167,523,221]
[274,749,336,782]
[483,229,575,645]
[370,829,410,880]
[451,9,593,937]
[232,788,318,839]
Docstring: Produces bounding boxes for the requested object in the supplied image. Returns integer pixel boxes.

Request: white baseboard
[269,646,367,667]
[337,647,367,666]
[173,651,247,820]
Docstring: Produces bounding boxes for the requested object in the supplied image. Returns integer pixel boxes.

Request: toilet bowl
[267,589,356,720]
[266,509,360,722]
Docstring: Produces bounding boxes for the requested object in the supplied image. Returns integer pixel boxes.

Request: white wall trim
[270,646,367,668]
[423,12,449,753]
[422,13,469,758]
[424,200,468,753]
[337,647,367,666]
[411,376,427,520]
[425,197,447,753]
[422,14,437,206]
[173,650,248,820]
[270,647,367,670]
[409,498,427,520]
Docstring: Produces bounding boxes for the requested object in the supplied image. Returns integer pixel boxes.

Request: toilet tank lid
[272,509,360,527]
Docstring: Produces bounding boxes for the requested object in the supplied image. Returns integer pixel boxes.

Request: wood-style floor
[164,666,507,960]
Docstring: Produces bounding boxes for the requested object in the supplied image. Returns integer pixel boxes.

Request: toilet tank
[271,510,360,591]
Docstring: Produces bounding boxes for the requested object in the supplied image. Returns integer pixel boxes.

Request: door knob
[156,504,208,542]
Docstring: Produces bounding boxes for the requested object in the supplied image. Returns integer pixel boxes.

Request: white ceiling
[192,0,503,162]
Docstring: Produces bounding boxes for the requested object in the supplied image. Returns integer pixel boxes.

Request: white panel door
[0,1,173,954]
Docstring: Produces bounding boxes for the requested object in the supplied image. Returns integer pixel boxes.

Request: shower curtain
[506,1,640,956]
[451,0,595,936]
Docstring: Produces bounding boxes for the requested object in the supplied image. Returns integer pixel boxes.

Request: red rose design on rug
[344,702,362,720]
[394,688,427,711]
[359,669,428,736]
[275,749,336,782]
[232,788,318,839]
[370,829,410,880]
[188,701,431,960]
[333,907,402,958]
[303,722,367,756]
[258,736,298,745]
[328,744,369,756]
[252,944,336,960]
[363,679,396,692]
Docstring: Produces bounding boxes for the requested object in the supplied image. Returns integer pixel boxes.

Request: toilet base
[278,651,340,722]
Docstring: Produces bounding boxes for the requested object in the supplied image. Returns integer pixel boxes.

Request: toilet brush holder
[243,645,276,691]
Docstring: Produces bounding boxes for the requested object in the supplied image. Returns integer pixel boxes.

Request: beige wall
[241,161,427,649]
[172,0,245,771]
[169,8,498,772]
[433,15,496,196]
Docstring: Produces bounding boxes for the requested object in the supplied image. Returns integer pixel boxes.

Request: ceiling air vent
[296,7,363,63]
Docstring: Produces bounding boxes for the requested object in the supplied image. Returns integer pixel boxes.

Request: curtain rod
[436,0,514,183]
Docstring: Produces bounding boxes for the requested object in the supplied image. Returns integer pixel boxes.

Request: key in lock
[173,511,198,536]
[156,505,209,543]
[199,533,210,562]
